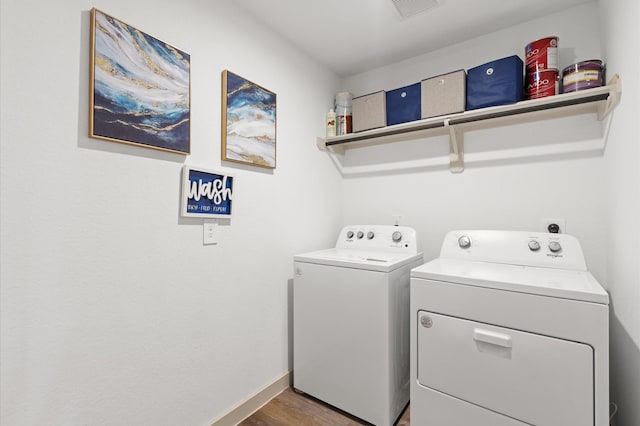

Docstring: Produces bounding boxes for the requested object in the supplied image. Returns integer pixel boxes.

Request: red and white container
[526,69,559,99]
[525,36,559,73]
[335,92,353,135]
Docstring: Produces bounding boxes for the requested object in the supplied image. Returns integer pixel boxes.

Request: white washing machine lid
[294,248,423,272]
[412,258,609,304]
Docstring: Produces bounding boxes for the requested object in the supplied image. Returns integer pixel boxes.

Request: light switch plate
[203,222,218,245]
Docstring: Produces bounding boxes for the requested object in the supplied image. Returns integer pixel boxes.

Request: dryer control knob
[392,231,402,242]
[458,235,471,249]
[549,241,562,252]
[367,231,375,240]
[346,231,354,239]
[528,240,541,251]
[357,231,364,239]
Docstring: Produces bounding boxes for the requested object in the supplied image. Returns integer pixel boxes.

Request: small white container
[326,108,337,137]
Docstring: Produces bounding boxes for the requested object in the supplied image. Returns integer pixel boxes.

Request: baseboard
[211,371,291,426]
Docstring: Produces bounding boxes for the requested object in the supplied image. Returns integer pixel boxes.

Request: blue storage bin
[466,55,524,110]
[386,82,421,126]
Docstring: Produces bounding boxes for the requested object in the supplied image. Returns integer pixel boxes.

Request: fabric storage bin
[386,82,421,126]
[352,91,386,132]
[421,70,466,118]
[466,55,524,110]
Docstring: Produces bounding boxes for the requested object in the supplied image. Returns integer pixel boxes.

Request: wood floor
[239,387,410,426]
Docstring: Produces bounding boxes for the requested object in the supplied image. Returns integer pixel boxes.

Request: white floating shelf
[317,75,621,173]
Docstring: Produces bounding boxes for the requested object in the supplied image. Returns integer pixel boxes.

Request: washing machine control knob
[367,231,375,240]
[357,231,364,239]
[458,235,471,249]
[548,241,562,252]
[528,240,541,251]
[392,231,402,242]
[346,231,354,239]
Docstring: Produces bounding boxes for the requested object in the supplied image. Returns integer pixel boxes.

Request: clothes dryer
[410,230,609,426]
[294,225,423,426]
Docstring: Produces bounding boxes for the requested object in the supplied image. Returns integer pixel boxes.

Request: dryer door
[417,311,593,425]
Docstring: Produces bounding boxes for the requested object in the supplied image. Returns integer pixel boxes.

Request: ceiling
[234,0,592,76]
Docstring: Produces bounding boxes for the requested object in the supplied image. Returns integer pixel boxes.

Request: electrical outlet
[203,222,218,245]
[541,218,566,234]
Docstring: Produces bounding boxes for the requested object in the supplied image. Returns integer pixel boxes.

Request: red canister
[525,36,559,73]
[526,69,559,99]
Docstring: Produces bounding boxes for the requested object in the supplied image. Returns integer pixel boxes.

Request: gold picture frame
[90,8,191,154]
[221,70,276,168]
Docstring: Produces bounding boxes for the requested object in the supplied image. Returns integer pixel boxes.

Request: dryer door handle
[473,328,513,348]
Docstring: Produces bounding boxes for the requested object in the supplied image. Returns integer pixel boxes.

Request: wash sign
[181,166,233,218]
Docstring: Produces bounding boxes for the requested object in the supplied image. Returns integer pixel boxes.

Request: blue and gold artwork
[90,9,190,154]
[222,70,276,168]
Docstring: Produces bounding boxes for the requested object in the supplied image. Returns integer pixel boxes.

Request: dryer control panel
[440,230,587,271]
[337,225,420,253]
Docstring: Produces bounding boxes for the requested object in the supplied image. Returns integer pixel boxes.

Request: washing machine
[293,225,423,426]
[410,230,609,426]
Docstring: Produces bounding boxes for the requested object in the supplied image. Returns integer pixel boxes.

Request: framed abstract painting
[221,70,276,168]
[90,8,191,154]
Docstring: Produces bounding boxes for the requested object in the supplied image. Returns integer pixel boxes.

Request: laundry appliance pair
[293,226,609,426]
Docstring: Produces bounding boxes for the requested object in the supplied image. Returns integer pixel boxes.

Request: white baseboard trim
[211,371,291,426]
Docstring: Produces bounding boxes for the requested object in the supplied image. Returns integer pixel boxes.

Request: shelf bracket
[316,136,328,152]
[597,74,621,120]
[317,137,344,154]
[444,119,464,173]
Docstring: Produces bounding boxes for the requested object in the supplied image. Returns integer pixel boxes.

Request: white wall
[340,2,609,280]
[0,1,341,425]
[340,2,640,424]
[342,3,603,97]
[599,0,640,424]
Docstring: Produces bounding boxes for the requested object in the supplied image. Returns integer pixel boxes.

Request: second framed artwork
[221,70,277,169]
